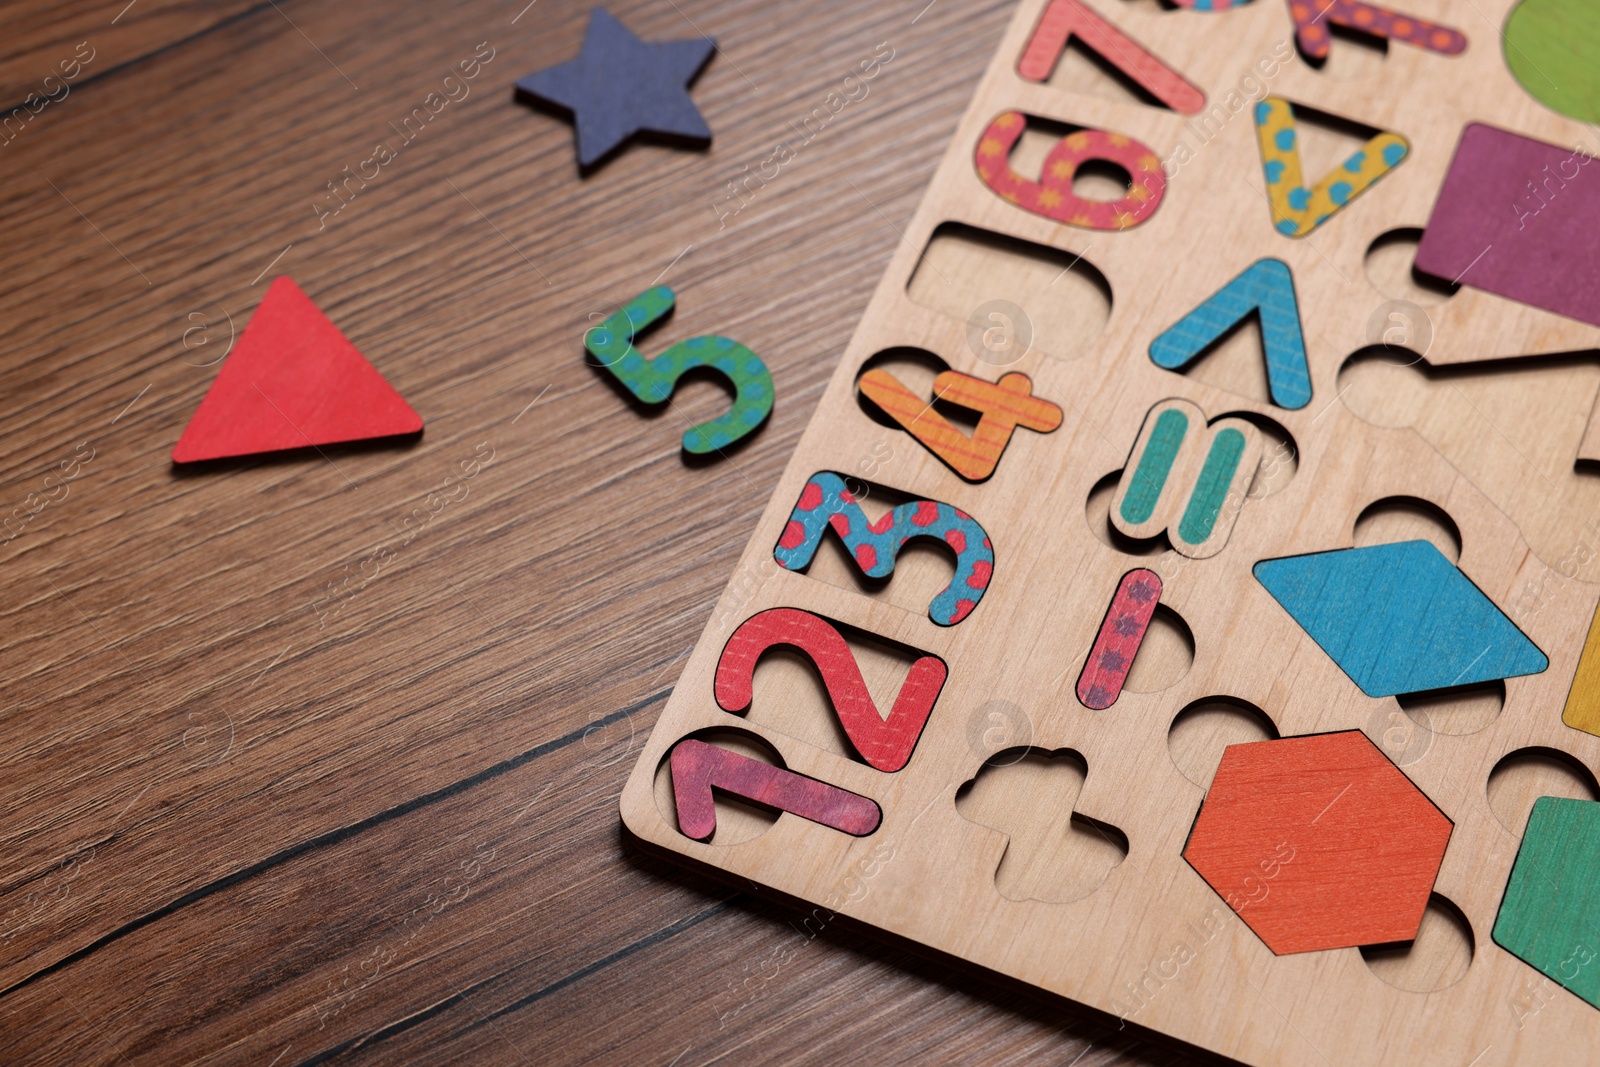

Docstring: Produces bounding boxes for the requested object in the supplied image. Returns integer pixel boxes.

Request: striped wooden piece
[857,368,1062,481]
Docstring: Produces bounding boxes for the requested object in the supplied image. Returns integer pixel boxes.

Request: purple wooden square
[1416,122,1600,328]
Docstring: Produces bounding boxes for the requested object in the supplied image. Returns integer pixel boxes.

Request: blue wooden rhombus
[1254,540,1547,697]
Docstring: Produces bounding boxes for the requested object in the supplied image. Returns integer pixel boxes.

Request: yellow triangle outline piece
[1253,96,1409,238]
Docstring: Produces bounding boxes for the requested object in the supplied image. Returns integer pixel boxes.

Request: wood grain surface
[0,0,1174,1063]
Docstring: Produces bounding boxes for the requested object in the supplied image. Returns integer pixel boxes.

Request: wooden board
[620,1,1600,1064]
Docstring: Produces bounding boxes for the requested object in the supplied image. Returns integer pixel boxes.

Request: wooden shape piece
[1076,569,1162,710]
[975,111,1167,230]
[1289,0,1466,62]
[1111,399,1264,558]
[1183,730,1453,954]
[513,7,715,170]
[669,738,881,841]
[172,277,423,464]
[1254,540,1549,698]
[1415,123,1600,329]
[774,472,994,626]
[1505,0,1600,124]
[715,607,948,773]
[1492,796,1600,1009]
[1253,96,1409,238]
[1561,594,1600,738]
[584,285,774,454]
[857,368,1062,481]
[1018,0,1206,115]
[1148,258,1312,410]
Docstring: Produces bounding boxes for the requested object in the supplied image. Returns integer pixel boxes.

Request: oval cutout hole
[1487,747,1600,836]
[1123,604,1194,694]
[1168,697,1279,790]
[1085,471,1164,557]
[653,728,784,845]
[1398,680,1503,737]
[1354,496,1462,563]
[854,347,949,431]
[956,748,1127,903]
[1361,893,1474,993]
[1364,228,1460,307]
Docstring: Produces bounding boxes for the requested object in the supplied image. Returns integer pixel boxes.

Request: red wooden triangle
[172,277,422,463]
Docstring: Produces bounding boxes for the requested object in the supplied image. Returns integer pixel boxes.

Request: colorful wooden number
[583,285,774,454]
[857,368,1062,481]
[1018,0,1205,114]
[976,112,1167,230]
[1289,0,1466,63]
[1149,258,1312,410]
[716,607,947,772]
[1077,569,1162,710]
[1254,96,1408,238]
[774,472,994,626]
[670,738,882,841]
[1112,400,1263,559]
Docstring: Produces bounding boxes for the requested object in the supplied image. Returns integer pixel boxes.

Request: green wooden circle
[1505,0,1600,123]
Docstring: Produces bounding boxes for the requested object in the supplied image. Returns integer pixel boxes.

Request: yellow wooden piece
[1562,597,1600,737]
[1253,96,1409,238]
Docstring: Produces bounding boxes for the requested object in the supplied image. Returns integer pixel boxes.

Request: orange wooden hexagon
[1182,730,1452,955]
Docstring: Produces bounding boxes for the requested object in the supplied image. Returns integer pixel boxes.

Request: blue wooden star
[515,7,716,170]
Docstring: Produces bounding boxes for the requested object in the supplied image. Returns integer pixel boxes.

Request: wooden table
[0,1,1196,1062]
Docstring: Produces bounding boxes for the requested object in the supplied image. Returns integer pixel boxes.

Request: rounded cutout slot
[854,347,949,431]
[1398,680,1503,738]
[1123,604,1194,694]
[1353,496,1462,563]
[908,221,1111,365]
[1487,747,1600,836]
[1363,228,1461,306]
[1337,348,1431,428]
[1085,470,1164,557]
[1168,697,1279,790]
[1361,893,1474,993]
[956,747,1127,903]
[653,728,784,845]
[1226,411,1298,499]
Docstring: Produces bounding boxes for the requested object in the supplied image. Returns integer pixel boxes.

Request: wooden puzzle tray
[621,1,1600,1063]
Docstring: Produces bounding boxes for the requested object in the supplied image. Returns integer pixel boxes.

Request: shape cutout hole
[1364,228,1460,307]
[1487,747,1600,836]
[1354,496,1462,562]
[1122,604,1193,693]
[1085,470,1164,557]
[854,348,949,430]
[1361,893,1474,992]
[653,728,783,845]
[1397,680,1503,737]
[956,748,1127,903]
[1168,697,1278,790]
[908,222,1111,364]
